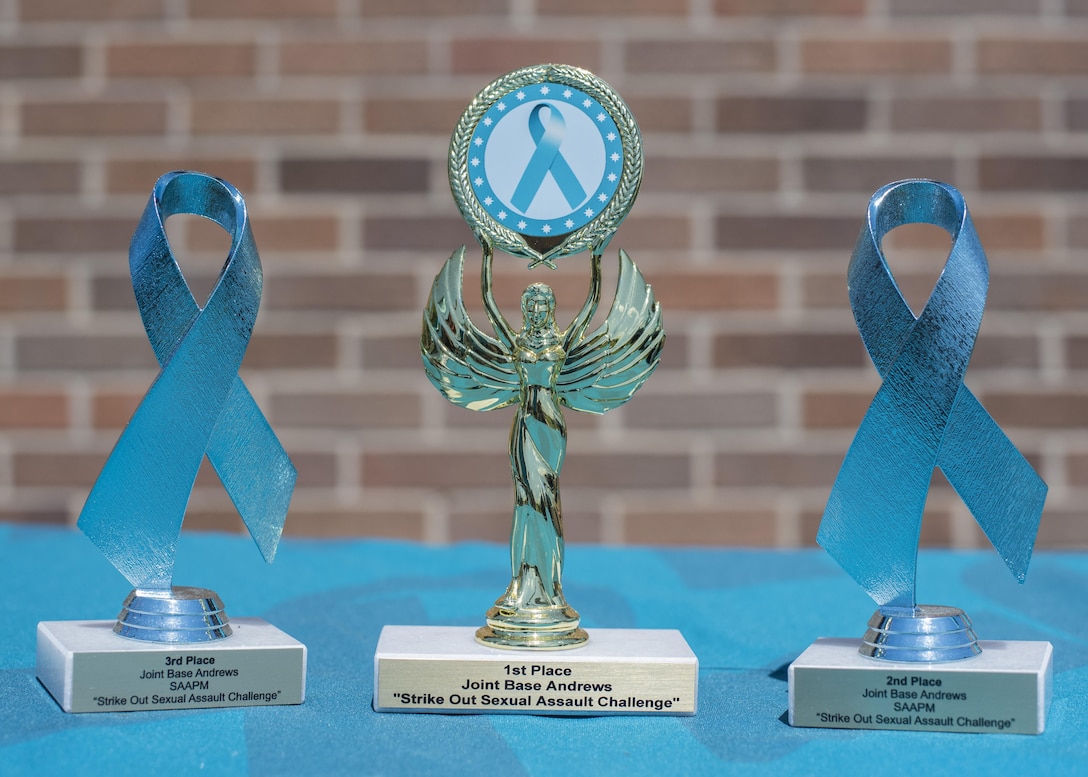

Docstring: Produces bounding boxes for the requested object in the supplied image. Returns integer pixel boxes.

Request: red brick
[651,272,778,311]
[1065,99,1088,131]
[107,159,257,195]
[980,391,1088,428]
[192,99,341,135]
[717,0,862,12]
[1063,337,1088,370]
[14,452,105,487]
[714,332,866,369]
[281,40,427,76]
[363,451,510,488]
[93,391,142,429]
[281,158,429,194]
[364,98,464,135]
[717,215,858,251]
[626,507,778,546]
[271,392,421,428]
[973,213,1046,251]
[624,96,693,133]
[249,216,340,253]
[718,96,867,133]
[15,218,134,253]
[107,43,256,78]
[17,335,154,371]
[625,39,775,74]
[242,334,339,369]
[803,156,956,193]
[645,156,778,192]
[892,97,1041,132]
[890,0,1040,13]
[451,39,601,75]
[1035,510,1088,548]
[19,0,164,21]
[978,38,1088,75]
[0,390,68,428]
[364,216,475,251]
[0,507,70,526]
[0,45,81,78]
[800,504,955,547]
[980,156,1088,191]
[361,0,507,14]
[22,101,167,136]
[542,0,687,14]
[264,273,417,311]
[803,390,872,429]
[988,273,1088,311]
[361,334,425,371]
[283,509,426,539]
[802,38,952,75]
[558,452,690,488]
[627,391,777,429]
[1064,452,1088,486]
[717,452,841,488]
[189,0,338,17]
[610,217,691,251]
[0,274,67,311]
[0,161,79,194]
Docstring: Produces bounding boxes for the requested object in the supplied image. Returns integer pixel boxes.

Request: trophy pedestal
[37,617,306,713]
[788,637,1052,734]
[373,625,697,715]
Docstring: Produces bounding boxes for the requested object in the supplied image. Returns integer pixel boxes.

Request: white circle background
[483,100,607,220]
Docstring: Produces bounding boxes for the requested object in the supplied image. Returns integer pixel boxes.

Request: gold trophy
[374,65,695,715]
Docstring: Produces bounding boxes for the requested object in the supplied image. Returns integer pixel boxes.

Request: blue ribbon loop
[78,171,297,591]
[511,103,587,213]
[817,179,1047,610]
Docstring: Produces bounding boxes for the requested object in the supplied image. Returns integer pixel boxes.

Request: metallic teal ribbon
[818,180,1047,610]
[511,103,587,212]
[78,171,297,591]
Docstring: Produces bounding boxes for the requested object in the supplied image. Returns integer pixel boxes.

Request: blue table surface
[2,524,1087,776]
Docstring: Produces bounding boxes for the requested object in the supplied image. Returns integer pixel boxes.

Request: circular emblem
[450,64,642,265]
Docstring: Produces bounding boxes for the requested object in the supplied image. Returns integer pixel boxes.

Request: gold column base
[475,603,588,650]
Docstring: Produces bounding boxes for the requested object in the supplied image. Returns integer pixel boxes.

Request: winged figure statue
[422,241,664,648]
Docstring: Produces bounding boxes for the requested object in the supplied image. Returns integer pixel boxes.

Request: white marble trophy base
[373,625,697,715]
[789,637,1052,734]
[37,618,306,713]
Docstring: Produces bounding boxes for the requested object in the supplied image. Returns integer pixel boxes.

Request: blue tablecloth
[2,524,1087,776]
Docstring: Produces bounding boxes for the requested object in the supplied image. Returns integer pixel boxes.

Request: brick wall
[1,0,1086,549]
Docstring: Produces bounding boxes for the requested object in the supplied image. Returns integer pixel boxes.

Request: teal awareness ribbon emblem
[511,103,587,213]
[78,171,297,591]
[817,179,1046,610]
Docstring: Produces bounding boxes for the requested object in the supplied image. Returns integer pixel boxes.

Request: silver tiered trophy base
[789,605,1053,734]
[374,625,697,715]
[476,601,588,650]
[37,587,306,713]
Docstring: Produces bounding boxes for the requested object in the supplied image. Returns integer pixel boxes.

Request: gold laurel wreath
[448,63,643,266]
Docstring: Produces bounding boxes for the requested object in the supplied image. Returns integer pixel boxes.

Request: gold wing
[557,250,664,414]
[421,246,520,411]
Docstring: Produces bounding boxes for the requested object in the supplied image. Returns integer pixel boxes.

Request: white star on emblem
[565,219,574,228]
[516,91,526,101]
[563,89,573,98]
[498,210,508,220]
[607,132,617,141]
[541,224,552,234]
[582,98,591,108]
[497,102,507,112]
[474,177,484,186]
[584,208,594,217]
[597,193,607,202]
[483,196,493,206]
[471,157,480,167]
[610,152,620,162]
[608,172,617,182]
[517,220,527,229]
[540,86,550,95]
[483,117,493,126]
[473,137,483,146]
[597,112,606,122]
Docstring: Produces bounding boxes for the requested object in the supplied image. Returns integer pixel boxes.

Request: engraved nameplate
[789,638,1052,735]
[374,626,697,716]
[37,618,306,713]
